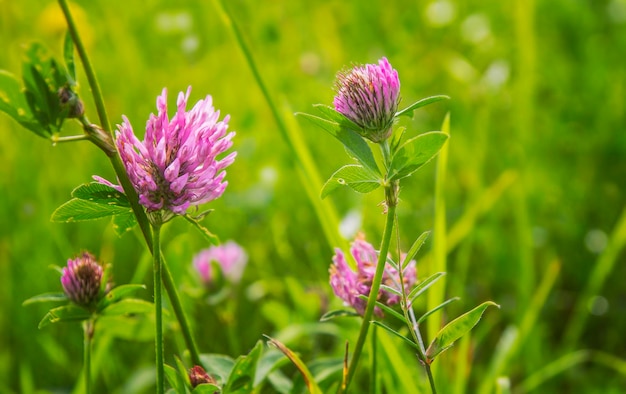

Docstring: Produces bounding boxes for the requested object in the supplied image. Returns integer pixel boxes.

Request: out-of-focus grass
[1,0,626,392]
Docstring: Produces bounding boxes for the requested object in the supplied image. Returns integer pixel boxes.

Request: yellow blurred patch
[37,2,93,48]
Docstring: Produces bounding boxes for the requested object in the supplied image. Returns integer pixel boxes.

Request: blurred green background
[1,0,625,392]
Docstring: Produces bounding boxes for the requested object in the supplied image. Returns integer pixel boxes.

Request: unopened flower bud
[58,86,85,118]
[189,365,216,388]
[61,252,103,308]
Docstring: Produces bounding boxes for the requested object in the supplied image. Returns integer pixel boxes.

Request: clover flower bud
[58,85,85,118]
[333,57,400,143]
[61,252,103,308]
[189,365,216,388]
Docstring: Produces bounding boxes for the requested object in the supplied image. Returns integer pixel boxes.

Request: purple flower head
[61,252,104,308]
[193,241,248,285]
[329,236,417,317]
[333,57,400,143]
[105,87,236,223]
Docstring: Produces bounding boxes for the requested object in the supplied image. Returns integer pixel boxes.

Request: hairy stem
[58,0,201,367]
[396,215,438,394]
[343,201,396,392]
[153,223,164,394]
[57,0,111,133]
[83,319,94,394]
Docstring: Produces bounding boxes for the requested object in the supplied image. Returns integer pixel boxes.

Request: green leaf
[371,321,421,352]
[254,349,288,387]
[417,297,460,325]
[112,213,138,236]
[395,95,450,118]
[165,364,187,394]
[101,299,153,316]
[379,284,402,297]
[51,198,132,222]
[193,384,221,394]
[403,231,430,270]
[97,284,146,310]
[63,31,76,84]
[407,272,446,305]
[183,214,220,245]
[72,182,131,207]
[224,340,264,393]
[200,354,235,385]
[321,165,381,198]
[23,292,68,306]
[425,301,499,361]
[38,305,91,329]
[0,70,43,136]
[319,309,360,321]
[372,300,408,324]
[297,109,380,176]
[97,315,154,341]
[265,336,323,394]
[388,132,449,181]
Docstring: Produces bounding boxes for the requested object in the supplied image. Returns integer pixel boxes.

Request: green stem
[83,319,93,394]
[152,223,164,394]
[161,261,202,366]
[58,1,201,367]
[343,201,396,392]
[370,325,377,394]
[51,134,89,144]
[57,0,111,133]
[396,218,436,394]
[426,365,437,394]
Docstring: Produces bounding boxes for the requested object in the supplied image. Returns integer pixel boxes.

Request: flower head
[333,57,400,143]
[193,241,248,285]
[329,236,416,316]
[61,252,104,308]
[188,365,216,388]
[105,87,236,222]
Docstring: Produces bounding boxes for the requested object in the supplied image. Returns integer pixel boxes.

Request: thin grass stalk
[563,205,626,350]
[427,113,450,384]
[343,203,396,392]
[57,0,201,366]
[478,259,561,394]
[212,0,346,252]
[152,223,164,394]
[512,0,536,312]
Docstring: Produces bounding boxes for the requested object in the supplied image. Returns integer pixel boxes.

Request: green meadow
[1,0,625,392]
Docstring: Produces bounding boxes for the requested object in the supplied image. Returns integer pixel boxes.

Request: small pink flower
[329,236,416,317]
[98,87,236,222]
[193,241,248,285]
[61,252,104,307]
[333,57,400,143]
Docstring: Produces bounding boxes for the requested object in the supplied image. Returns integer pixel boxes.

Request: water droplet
[584,229,608,254]
[338,178,346,185]
[425,0,456,27]
[587,295,609,316]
